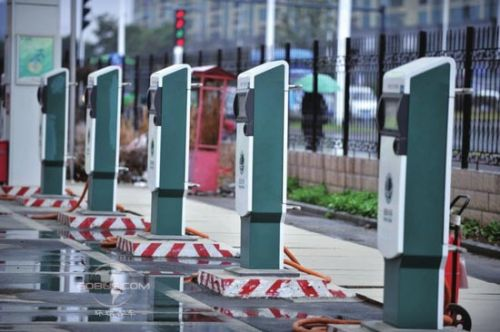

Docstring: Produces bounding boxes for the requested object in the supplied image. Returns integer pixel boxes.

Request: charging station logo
[239,153,245,175]
[384,174,393,204]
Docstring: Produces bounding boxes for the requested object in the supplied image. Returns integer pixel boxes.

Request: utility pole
[335,0,352,125]
[442,0,450,51]
[265,0,276,62]
[118,0,126,56]
[69,0,77,182]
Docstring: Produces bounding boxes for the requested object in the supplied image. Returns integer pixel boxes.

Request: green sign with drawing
[18,35,54,80]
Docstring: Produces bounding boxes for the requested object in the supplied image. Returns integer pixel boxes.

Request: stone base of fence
[288,151,500,226]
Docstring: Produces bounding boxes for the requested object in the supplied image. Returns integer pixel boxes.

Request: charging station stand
[197,61,348,299]
[58,66,145,230]
[17,68,78,208]
[117,65,237,258]
[330,58,462,331]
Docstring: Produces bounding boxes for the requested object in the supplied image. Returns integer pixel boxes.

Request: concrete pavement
[110,183,500,331]
[3,182,498,331]
[117,183,500,332]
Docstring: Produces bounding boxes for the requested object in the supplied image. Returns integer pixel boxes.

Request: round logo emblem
[82,263,149,308]
[239,153,245,175]
[384,174,393,204]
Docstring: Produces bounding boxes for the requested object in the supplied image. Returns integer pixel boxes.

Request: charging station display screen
[236,92,248,120]
[384,99,399,131]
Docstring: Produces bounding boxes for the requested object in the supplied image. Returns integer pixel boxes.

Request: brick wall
[288,151,500,225]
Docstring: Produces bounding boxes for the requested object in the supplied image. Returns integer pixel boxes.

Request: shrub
[287,177,301,194]
[323,191,377,218]
[481,220,500,243]
[461,219,481,239]
[288,184,328,205]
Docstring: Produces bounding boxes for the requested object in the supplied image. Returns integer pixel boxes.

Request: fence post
[148,54,154,75]
[163,52,169,66]
[342,37,352,156]
[376,34,386,158]
[217,49,222,67]
[121,55,126,114]
[285,42,291,64]
[133,55,140,131]
[285,42,291,148]
[418,30,427,58]
[260,44,265,64]
[236,47,242,74]
[461,26,475,169]
[312,40,319,152]
[198,50,203,66]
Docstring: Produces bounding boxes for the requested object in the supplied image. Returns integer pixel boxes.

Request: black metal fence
[79,25,499,170]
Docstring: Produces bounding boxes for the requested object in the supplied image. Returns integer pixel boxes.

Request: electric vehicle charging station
[84,66,121,212]
[234,61,289,270]
[18,68,79,208]
[58,66,145,230]
[38,68,69,196]
[196,61,347,298]
[333,57,457,331]
[146,65,191,236]
[116,64,237,258]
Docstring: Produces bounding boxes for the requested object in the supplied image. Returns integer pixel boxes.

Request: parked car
[475,89,500,112]
[350,86,377,119]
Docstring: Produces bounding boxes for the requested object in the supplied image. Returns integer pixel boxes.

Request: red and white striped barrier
[18,196,79,208]
[60,229,137,242]
[1,185,40,197]
[198,269,351,299]
[116,235,240,258]
[58,212,147,230]
[216,306,310,319]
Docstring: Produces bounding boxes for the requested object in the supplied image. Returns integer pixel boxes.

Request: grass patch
[288,178,499,245]
[462,219,500,245]
[287,178,377,218]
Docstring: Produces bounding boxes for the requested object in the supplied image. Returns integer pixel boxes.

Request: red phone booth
[190,66,235,193]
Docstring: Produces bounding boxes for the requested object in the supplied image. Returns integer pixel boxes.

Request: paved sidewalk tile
[67,183,500,332]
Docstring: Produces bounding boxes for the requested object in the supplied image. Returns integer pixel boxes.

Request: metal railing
[64,24,500,170]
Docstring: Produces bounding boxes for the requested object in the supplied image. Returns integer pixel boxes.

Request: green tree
[125,24,174,57]
[87,14,174,57]
[88,14,118,56]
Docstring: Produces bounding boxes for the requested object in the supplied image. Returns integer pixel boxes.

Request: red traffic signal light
[175,19,185,29]
[174,9,186,48]
[176,9,185,18]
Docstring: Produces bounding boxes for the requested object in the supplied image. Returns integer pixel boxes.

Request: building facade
[132,0,499,51]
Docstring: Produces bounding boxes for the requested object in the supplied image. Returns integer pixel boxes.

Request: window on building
[363,13,370,29]
[464,5,480,21]
[363,0,370,28]
[386,13,404,29]
[432,8,441,24]
[391,0,403,6]
[259,7,266,21]
[418,11,427,25]
[419,0,427,4]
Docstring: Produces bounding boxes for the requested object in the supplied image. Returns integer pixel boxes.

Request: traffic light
[82,0,91,30]
[174,9,186,47]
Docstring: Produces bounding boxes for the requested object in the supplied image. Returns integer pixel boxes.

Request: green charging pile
[234,61,289,269]
[146,65,191,235]
[38,68,69,195]
[375,57,456,330]
[84,66,122,212]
